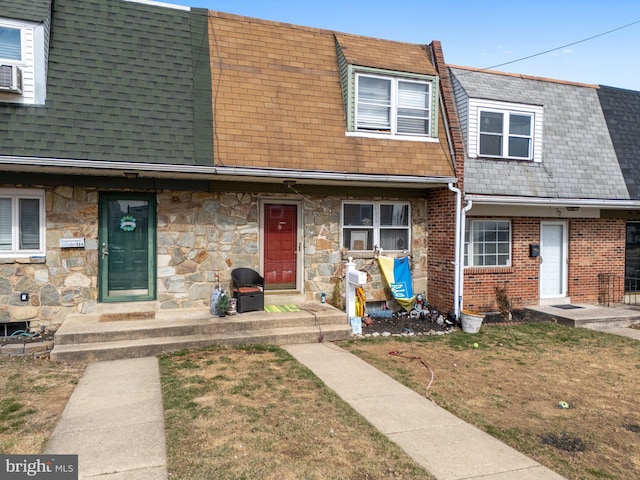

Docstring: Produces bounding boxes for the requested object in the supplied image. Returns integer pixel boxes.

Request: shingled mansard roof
[0,0,213,166]
[2,0,51,23]
[450,66,630,201]
[208,11,455,179]
[598,85,640,200]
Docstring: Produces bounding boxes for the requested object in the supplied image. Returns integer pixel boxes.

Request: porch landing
[525,303,640,329]
[50,296,352,363]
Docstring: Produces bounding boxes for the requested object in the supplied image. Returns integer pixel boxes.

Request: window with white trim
[479,110,533,159]
[356,73,431,136]
[0,15,48,104]
[342,202,410,252]
[0,189,46,257]
[464,220,511,267]
[468,99,543,162]
[0,25,22,62]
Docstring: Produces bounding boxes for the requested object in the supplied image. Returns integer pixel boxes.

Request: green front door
[99,193,156,302]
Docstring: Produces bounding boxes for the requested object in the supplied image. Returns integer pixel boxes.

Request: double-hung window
[0,189,45,258]
[355,73,431,137]
[464,220,511,267]
[468,99,543,161]
[0,24,22,62]
[342,202,410,252]
[479,110,533,159]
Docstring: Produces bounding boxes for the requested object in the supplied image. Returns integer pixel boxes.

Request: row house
[0,0,460,333]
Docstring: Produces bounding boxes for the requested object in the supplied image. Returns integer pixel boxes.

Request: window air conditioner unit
[0,64,23,94]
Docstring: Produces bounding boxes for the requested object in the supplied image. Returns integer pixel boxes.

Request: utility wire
[470,19,640,73]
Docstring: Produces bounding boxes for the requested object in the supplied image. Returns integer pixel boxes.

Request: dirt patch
[540,433,586,452]
[363,308,555,336]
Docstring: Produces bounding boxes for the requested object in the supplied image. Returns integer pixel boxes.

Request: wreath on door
[120,215,137,232]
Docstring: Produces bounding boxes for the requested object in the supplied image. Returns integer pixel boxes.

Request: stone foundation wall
[0,185,98,329]
[1,185,430,330]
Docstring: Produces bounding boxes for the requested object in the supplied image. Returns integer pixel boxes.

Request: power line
[474,19,640,73]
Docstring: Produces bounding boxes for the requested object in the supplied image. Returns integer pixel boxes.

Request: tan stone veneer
[1,186,429,329]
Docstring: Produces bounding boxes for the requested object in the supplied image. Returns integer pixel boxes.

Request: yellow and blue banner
[378,256,415,312]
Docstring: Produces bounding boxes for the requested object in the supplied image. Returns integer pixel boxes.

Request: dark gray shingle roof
[451,68,628,200]
[598,85,640,200]
[0,0,213,166]
[1,0,51,23]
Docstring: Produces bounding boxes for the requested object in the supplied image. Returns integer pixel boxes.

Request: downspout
[448,183,461,318]
[459,199,473,316]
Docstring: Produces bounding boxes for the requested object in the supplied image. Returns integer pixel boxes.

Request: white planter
[461,312,484,333]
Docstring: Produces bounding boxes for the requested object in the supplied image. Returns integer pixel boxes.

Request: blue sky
[161,0,640,90]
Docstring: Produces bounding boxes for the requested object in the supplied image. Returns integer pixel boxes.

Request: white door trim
[539,220,568,301]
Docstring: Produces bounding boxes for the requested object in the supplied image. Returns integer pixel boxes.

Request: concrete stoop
[50,301,352,362]
[525,304,640,330]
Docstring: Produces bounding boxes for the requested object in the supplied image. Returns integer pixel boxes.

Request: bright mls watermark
[0,455,77,479]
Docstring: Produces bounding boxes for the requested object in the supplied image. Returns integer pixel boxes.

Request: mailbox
[529,243,540,257]
[347,269,367,286]
[60,238,85,248]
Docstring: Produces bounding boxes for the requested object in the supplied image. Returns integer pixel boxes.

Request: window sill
[343,250,409,260]
[474,155,534,161]
[0,255,46,264]
[465,266,514,275]
[346,131,439,143]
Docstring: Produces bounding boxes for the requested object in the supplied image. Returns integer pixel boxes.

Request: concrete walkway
[44,317,640,480]
[45,357,167,480]
[285,342,566,480]
[587,325,640,339]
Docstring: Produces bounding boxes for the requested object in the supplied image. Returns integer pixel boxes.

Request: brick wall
[568,218,625,303]
[426,188,457,314]
[462,217,626,311]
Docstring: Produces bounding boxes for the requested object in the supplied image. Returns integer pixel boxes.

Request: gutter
[465,194,640,210]
[214,166,457,187]
[0,155,456,187]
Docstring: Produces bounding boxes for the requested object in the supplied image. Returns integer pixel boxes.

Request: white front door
[540,221,568,299]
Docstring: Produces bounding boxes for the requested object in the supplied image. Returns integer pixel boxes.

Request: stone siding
[1,186,431,330]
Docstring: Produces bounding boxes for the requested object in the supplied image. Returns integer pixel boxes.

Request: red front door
[264,203,297,290]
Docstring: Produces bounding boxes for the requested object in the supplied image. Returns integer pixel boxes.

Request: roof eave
[465,194,640,210]
[0,155,456,188]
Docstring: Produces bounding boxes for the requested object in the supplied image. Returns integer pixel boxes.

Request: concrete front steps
[525,303,640,329]
[50,297,352,362]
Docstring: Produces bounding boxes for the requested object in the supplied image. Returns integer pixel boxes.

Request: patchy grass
[340,322,640,480]
[0,357,85,453]
[160,345,433,480]
[3,322,639,480]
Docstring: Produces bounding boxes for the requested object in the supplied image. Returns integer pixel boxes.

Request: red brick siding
[427,188,457,314]
[462,217,625,311]
[568,218,625,303]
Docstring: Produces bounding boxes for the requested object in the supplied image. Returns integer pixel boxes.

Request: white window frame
[347,67,439,142]
[0,16,47,105]
[478,109,533,160]
[0,22,24,63]
[0,188,46,258]
[468,99,543,162]
[342,201,411,253]
[464,219,511,267]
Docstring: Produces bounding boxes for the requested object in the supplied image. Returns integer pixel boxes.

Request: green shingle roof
[0,0,213,166]
[2,0,51,23]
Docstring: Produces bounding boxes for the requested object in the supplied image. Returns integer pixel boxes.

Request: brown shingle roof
[335,33,438,76]
[209,12,453,178]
